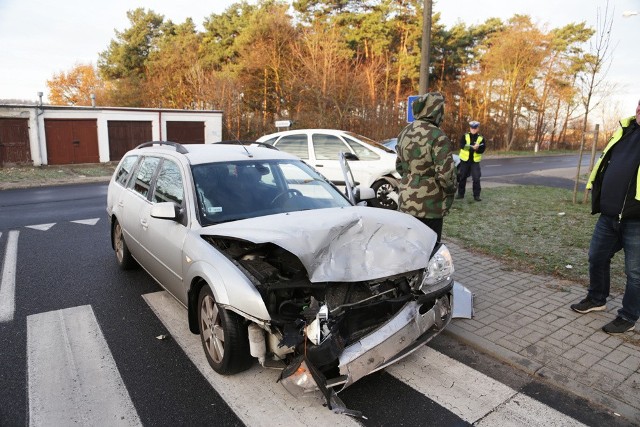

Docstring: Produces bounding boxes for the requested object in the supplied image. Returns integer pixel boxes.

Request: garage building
[0,104,223,166]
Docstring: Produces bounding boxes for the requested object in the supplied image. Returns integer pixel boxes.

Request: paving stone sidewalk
[445,241,640,424]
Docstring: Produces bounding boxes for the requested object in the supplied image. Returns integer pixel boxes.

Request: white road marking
[0,230,19,322]
[145,291,585,425]
[71,218,100,226]
[27,305,141,427]
[143,291,359,427]
[386,346,585,426]
[25,223,55,231]
[484,164,501,167]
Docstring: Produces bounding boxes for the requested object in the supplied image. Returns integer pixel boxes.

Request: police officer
[456,120,486,201]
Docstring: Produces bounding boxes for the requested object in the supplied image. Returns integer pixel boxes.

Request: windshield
[343,131,395,154]
[192,159,352,225]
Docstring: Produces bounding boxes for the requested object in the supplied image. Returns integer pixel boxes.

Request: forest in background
[43,0,617,150]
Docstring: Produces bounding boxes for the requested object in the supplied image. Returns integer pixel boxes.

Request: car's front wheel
[198,285,252,375]
[113,220,135,270]
[371,179,398,210]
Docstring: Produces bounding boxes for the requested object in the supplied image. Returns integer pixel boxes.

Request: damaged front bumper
[337,290,452,387]
[279,285,453,388]
[278,287,453,417]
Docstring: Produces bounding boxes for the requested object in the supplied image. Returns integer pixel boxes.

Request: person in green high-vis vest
[456,121,486,201]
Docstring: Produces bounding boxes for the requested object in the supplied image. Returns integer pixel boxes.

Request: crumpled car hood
[201,206,436,282]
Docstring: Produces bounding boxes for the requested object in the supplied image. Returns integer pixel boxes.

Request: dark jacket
[588,116,640,219]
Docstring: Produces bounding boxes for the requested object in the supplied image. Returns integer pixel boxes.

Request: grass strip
[445,186,625,291]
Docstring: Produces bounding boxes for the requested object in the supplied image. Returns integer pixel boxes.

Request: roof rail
[135,140,189,154]
[215,140,279,150]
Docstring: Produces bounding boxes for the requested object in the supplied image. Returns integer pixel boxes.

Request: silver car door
[144,159,189,302]
[120,156,161,265]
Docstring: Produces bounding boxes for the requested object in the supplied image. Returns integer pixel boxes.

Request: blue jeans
[588,215,640,323]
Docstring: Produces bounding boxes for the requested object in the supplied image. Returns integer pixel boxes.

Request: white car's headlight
[421,244,454,289]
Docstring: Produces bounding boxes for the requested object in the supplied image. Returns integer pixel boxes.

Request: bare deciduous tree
[573,0,615,203]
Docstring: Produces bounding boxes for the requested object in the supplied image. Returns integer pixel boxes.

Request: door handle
[118,201,124,207]
[140,219,148,229]
[316,164,324,167]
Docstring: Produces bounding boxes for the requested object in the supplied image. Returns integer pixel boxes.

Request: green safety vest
[459,134,483,162]
[587,115,640,201]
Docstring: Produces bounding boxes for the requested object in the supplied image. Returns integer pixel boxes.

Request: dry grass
[0,163,116,190]
[445,186,626,291]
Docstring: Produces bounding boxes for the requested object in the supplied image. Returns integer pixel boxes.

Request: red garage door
[0,118,31,166]
[166,121,205,144]
[45,119,99,165]
[108,120,152,161]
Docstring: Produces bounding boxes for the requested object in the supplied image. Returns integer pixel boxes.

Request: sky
[0,0,637,116]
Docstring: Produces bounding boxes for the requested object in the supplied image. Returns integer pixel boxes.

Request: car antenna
[229,139,253,158]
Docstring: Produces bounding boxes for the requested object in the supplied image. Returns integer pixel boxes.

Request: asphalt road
[478,153,594,190]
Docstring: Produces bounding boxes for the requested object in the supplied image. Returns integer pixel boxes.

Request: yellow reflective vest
[587,115,640,201]
[459,134,484,162]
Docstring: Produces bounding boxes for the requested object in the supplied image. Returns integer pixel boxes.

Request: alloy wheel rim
[376,183,397,208]
[115,224,124,262]
[200,294,224,363]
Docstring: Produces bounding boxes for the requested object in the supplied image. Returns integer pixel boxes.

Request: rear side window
[131,156,160,199]
[274,135,309,159]
[114,155,138,186]
[153,160,184,205]
[260,136,278,146]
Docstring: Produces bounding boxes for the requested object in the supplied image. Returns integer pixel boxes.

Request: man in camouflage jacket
[395,92,457,242]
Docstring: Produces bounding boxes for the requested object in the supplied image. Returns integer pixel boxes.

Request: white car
[106,141,458,416]
[256,129,400,209]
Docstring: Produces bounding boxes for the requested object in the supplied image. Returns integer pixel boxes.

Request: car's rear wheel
[371,179,398,210]
[113,220,135,270]
[198,285,252,375]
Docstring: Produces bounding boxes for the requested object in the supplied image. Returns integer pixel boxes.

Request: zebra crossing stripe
[143,291,359,427]
[27,305,141,427]
[0,230,19,322]
[145,290,586,426]
[385,345,585,426]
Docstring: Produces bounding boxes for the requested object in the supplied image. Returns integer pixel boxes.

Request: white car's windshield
[192,160,352,225]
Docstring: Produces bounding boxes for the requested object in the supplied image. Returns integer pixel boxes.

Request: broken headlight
[420,244,454,290]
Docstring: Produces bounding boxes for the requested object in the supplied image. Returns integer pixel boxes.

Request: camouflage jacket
[395,92,457,219]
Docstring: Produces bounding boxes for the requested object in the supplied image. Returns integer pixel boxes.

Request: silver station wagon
[106,141,458,416]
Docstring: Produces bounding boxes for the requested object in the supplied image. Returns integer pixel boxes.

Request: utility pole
[419,0,432,94]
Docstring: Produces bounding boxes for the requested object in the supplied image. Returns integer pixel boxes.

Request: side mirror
[150,202,180,220]
[339,152,357,204]
[343,152,359,161]
[355,186,375,201]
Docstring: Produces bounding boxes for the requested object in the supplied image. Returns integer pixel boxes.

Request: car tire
[371,179,398,210]
[198,285,253,375]
[113,220,136,270]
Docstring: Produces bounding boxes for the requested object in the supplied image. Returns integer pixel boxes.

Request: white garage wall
[0,105,224,165]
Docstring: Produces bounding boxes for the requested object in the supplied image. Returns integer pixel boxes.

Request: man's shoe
[455,194,464,199]
[570,297,606,314]
[474,196,482,201]
[602,317,635,334]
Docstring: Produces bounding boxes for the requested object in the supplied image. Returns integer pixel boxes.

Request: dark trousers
[588,215,640,323]
[418,218,443,243]
[457,161,481,198]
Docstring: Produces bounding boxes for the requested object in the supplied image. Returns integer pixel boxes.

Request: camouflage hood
[412,92,445,126]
